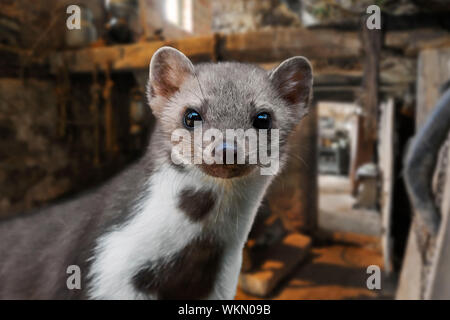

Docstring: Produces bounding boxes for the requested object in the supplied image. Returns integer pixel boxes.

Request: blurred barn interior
[1,0,450,299]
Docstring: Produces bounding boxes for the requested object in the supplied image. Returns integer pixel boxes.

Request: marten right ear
[269,56,313,120]
[147,46,195,117]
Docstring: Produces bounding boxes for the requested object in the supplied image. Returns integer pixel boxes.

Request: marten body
[0,47,312,299]
[0,155,270,299]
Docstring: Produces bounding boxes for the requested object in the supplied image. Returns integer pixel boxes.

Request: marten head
[147,46,312,179]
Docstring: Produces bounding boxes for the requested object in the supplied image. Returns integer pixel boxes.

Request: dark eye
[253,112,272,129]
[183,109,202,129]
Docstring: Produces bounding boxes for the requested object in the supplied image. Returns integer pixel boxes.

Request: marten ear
[148,46,195,117]
[269,56,313,118]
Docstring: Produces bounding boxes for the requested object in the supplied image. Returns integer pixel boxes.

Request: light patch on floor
[319,175,381,236]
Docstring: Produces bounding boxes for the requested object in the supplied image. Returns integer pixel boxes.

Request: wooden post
[296,104,319,233]
[378,99,395,274]
[360,17,381,139]
[350,17,381,193]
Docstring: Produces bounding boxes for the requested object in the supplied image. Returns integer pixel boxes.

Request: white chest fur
[87,164,272,300]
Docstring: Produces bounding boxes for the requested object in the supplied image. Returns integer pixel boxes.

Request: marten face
[147,47,312,179]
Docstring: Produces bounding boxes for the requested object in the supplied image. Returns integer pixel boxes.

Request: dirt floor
[236,231,393,300]
[235,175,394,300]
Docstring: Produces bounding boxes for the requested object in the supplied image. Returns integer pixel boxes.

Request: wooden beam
[313,86,357,102]
[239,233,311,297]
[50,28,362,73]
[218,27,361,63]
[312,84,408,102]
[49,27,448,75]
[386,28,450,56]
[50,35,217,73]
[312,58,414,87]
[222,28,448,62]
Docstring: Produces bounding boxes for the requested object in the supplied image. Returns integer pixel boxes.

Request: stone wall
[192,0,212,35]
[211,0,301,33]
[0,0,106,50]
[0,73,145,219]
[0,79,71,218]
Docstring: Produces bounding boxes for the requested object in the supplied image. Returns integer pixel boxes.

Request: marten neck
[87,157,273,299]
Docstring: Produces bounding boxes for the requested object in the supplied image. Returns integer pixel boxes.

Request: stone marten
[0,47,313,299]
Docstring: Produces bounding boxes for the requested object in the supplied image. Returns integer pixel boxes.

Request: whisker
[192,69,206,101]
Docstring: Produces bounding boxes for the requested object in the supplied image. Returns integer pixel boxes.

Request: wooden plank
[48,27,446,75]
[396,227,423,299]
[238,233,311,297]
[50,35,217,73]
[222,28,448,63]
[220,28,361,63]
[261,53,414,86]
[378,99,395,274]
[386,29,450,56]
[50,28,363,73]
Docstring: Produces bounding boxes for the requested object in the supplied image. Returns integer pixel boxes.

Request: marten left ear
[148,46,195,117]
[269,56,313,118]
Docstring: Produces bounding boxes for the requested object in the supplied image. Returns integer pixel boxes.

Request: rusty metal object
[404,84,450,235]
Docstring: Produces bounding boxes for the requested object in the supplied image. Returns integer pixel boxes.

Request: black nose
[218,143,237,164]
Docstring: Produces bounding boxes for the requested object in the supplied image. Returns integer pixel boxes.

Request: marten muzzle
[200,143,253,179]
